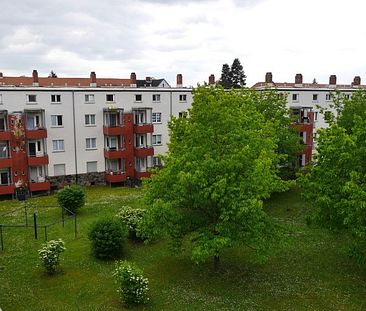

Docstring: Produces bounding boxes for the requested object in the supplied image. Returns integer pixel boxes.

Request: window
[292,94,299,102]
[27,94,37,103]
[152,112,162,123]
[152,94,160,102]
[344,94,351,99]
[51,94,61,103]
[28,140,43,156]
[153,156,162,167]
[26,114,42,129]
[152,134,162,145]
[85,94,95,103]
[105,136,118,150]
[135,135,145,147]
[179,94,187,102]
[0,115,6,131]
[326,93,331,101]
[135,94,142,102]
[0,142,8,158]
[315,112,318,121]
[87,161,98,173]
[0,169,10,185]
[86,138,97,150]
[52,139,64,152]
[0,94,2,104]
[179,111,188,118]
[51,115,63,127]
[134,111,146,124]
[54,164,65,176]
[312,94,318,101]
[85,114,96,126]
[106,94,114,102]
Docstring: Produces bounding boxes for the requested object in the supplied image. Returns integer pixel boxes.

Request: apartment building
[0,70,192,196]
[253,72,364,167]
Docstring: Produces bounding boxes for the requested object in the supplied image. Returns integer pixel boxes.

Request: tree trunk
[213,254,220,272]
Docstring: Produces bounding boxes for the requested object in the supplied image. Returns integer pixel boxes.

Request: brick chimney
[32,70,39,86]
[130,72,137,87]
[176,74,183,87]
[90,71,97,87]
[295,73,303,85]
[352,76,361,86]
[208,74,215,85]
[329,75,337,86]
[265,72,273,84]
[0,72,3,79]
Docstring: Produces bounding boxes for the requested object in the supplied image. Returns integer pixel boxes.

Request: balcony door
[27,114,41,129]
[28,141,42,157]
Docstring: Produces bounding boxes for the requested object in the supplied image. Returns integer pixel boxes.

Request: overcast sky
[1,0,365,87]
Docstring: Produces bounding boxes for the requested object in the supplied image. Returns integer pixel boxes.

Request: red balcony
[28,155,49,166]
[105,172,127,183]
[135,171,151,179]
[103,126,126,136]
[134,124,153,134]
[0,131,11,140]
[29,181,51,192]
[0,158,12,169]
[104,149,127,159]
[134,147,154,157]
[26,128,47,139]
[0,184,15,195]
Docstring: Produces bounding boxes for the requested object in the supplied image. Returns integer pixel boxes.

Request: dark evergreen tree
[230,58,246,88]
[219,63,231,89]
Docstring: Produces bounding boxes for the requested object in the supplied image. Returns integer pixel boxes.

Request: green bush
[113,260,149,307]
[57,185,85,214]
[38,239,66,274]
[116,206,146,241]
[88,218,127,260]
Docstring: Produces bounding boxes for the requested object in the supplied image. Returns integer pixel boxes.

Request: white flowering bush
[116,206,146,241]
[113,260,149,307]
[38,239,66,274]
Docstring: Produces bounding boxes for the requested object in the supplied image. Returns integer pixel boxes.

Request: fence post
[24,203,28,226]
[33,212,38,239]
[0,225,3,251]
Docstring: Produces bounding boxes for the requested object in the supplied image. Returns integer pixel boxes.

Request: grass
[0,186,365,310]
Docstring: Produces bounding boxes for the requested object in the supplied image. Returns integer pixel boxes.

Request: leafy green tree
[229,58,246,88]
[141,86,290,271]
[300,90,366,263]
[219,63,231,89]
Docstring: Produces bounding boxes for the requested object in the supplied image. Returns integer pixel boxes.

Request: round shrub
[113,260,149,307]
[116,206,146,241]
[88,218,127,260]
[57,185,85,214]
[38,239,66,274]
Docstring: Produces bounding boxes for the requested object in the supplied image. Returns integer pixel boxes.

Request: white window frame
[0,94,2,104]
[179,94,187,102]
[53,164,66,176]
[326,93,331,101]
[85,114,96,126]
[51,115,63,127]
[85,94,95,104]
[86,161,98,173]
[152,94,161,102]
[312,94,318,102]
[152,134,162,145]
[51,94,61,104]
[153,156,162,167]
[52,139,64,152]
[292,93,299,102]
[86,138,97,150]
[26,94,37,104]
[152,112,162,123]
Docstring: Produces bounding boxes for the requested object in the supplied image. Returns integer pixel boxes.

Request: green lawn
[0,186,365,310]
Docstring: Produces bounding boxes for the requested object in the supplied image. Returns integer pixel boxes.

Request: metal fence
[0,204,77,251]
